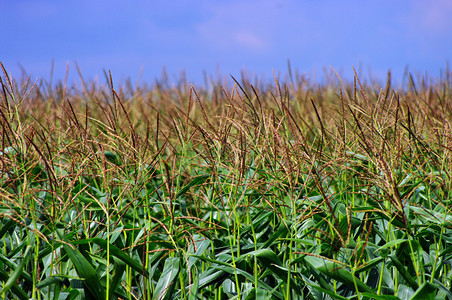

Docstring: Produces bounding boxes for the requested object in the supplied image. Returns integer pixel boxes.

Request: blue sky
[1,0,451,87]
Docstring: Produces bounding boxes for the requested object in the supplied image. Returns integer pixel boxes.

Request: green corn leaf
[244,288,273,300]
[246,249,301,294]
[304,255,374,294]
[279,237,315,247]
[0,251,30,300]
[432,279,452,299]
[0,245,31,298]
[262,221,291,248]
[247,249,285,277]
[304,283,350,300]
[109,258,127,300]
[360,292,401,299]
[176,174,210,199]
[408,205,452,226]
[0,219,16,240]
[198,269,229,290]
[57,230,106,300]
[192,253,284,298]
[67,289,81,300]
[0,271,28,300]
[187,238,211,268]
[73,237,148,276]
[36,276,65,289]
[104,151,122,165]
[355,257,385,274]
[410,282,438,300]
[153,257,180,300]
[302,263,335,293]
[188,276,199,300]
[240,210,273,236]
[375,239,407,253]
[388,255,418,290]
[0,252,33,283]
[188,254,231,290]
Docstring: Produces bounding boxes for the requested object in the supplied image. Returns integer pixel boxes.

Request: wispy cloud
[234,30,268,50]
[195,0,286,54]
[1,0,449,85]
[402,0,452,35]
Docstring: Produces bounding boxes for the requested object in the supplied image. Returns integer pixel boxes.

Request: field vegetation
[1,62,452,299]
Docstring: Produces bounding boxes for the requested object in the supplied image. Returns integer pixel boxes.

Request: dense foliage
[1,62,452,299]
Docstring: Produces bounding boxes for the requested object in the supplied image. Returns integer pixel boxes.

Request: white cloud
[234,30,268,50]
[402,0,452,35]
[194,0,289,54]
[420,0,452,31]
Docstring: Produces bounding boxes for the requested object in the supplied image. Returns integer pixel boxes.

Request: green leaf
[198,269,229,290]
[304,255,374,294]
[0,252,32,283]
[153,257,180,300]
[279,237,315,247]
[0,219,16,240]
[375,239,407,253]
[0,259,29,300]
[67,289,81,300]
[360,292,401,299]
[188,275,199,300]
[301,262,335,293]
[408,205,452,226]
[262,221,291,248]
[240,210,273,237]
[355,257,385,274]
[73,237,148,277]
[346,151,369,161]
[304,283,350,300]
[246,249,301,294]
[176,174,210,199]
[410,282,438,300]
[244,288,273,300]
[0,245,31,297]
[109,258,126,300]
[388,255,418,290]
[57,230,106,300]
[104,151,121,165]
[192,253,284,298]
[247,249,285,277]
[187,238,211,268]
[36,276,65,289]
